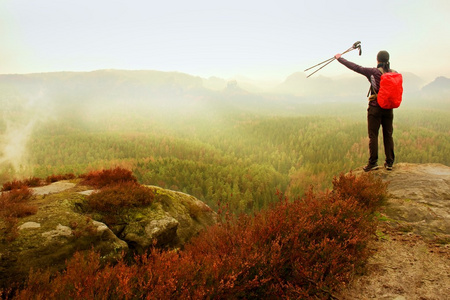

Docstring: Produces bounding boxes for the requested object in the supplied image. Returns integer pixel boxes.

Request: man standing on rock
[334,50,395,172]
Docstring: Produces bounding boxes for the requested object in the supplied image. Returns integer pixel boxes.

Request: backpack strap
[367,67,384,97]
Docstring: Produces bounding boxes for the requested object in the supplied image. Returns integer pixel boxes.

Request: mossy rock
[0,181,218,288]
[0,182,127,289]
[92,186,218,251]
[148,185,218,245]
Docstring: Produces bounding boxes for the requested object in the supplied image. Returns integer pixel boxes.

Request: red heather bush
[0,187,37,241]
[2,173,78,192]
[45,173,76,184]
[1,177,43,191]
[15,251,125,300]
[23,177,43,188]
[0,187,36,218]
[14,172,387,299]
[87,181,154,215]
[176,188,376,298]
[80,167,137,188]
[1,180,25,191]
[332,172,388,213]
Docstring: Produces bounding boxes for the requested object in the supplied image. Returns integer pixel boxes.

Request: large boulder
[89,185,218,252]
[143,185,218,247]
[0,181,128,289]
[0,180,218,288]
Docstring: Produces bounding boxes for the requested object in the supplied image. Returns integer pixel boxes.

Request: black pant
[367,106,395,165]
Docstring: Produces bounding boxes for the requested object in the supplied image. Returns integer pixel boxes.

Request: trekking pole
[305,41,362,78]
[303,43,360,72]
[303,57,335,72]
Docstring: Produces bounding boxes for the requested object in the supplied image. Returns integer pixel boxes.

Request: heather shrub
[332,172,388,212]
[176,189,375,298]
[15,251,124,300]
[86,181,154,225]
[1,179,25,191]
[80,167,137,188]
[2,173,77,191]
[13,172,387,299]
[45,173,76,184]
[1,177,43,191]
[0,187,37,241]
[23,177,43,188]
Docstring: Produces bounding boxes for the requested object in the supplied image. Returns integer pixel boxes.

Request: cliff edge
[338,163,450,299]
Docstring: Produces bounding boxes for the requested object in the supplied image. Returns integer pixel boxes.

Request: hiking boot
[363,163,379,172]
[384,162,393,171]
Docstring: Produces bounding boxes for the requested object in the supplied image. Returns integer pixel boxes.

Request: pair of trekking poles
[304,41,362,78]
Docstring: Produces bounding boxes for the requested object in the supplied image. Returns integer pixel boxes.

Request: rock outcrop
[338,163,450,299]
[0,181,217,288]
[377,163,449,243]
[102,185,218,252]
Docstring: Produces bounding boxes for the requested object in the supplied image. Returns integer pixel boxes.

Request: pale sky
[1,0,449,82]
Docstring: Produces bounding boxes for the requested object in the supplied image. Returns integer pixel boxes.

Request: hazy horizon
[1,1,449,82]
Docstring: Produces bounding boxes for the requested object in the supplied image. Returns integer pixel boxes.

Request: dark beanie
[377,50,390,62]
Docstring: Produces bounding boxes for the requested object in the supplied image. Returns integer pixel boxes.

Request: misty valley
[1,70,449,213]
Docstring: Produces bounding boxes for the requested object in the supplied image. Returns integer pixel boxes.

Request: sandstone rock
[77,190,94,196]
[335,163,450,300]
[42,224,73,241]
[17,222,41,230]
[31,181,76,195]
[0,184,128,289]
[357,163,450,242]
[106,186,218,251]
[121,216,179,251]
[1,180,217,288]
[146,186,218,246]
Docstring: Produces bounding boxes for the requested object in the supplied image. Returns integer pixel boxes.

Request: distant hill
[0,69,447,119]
[0,70,304,117]
[421,76,450,98]
[402,72,425,95]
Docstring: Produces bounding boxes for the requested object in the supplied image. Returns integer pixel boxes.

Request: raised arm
[334,55,376,80]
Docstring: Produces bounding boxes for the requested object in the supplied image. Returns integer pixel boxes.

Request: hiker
[334,50,394,172]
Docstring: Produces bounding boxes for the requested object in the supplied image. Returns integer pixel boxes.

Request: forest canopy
[0,71,449,212]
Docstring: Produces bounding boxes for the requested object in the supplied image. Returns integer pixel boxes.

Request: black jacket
[337,57,382,107]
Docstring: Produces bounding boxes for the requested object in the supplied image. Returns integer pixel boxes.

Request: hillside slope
[2,163,449,298]
[338,163,450,299]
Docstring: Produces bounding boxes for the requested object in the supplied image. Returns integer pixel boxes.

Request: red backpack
[376,69,403,109]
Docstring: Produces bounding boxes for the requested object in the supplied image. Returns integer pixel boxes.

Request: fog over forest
[1,69,449,211]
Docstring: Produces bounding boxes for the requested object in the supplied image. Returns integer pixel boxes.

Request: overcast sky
[1,0,449,82]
